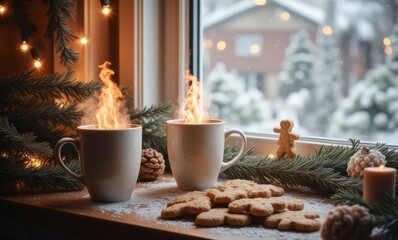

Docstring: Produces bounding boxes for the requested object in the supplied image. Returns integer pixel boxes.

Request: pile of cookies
[161,179,321,232]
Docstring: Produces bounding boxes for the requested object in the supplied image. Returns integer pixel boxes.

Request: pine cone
[347,147,386,178]
[138,148,165,181]
[321,205,372,240]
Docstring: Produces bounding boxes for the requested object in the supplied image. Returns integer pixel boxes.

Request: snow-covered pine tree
[387,24,398,75]
[278,30,315,99]
[330,23,398,140]
[310,0,343,134]
[204,63,265,125]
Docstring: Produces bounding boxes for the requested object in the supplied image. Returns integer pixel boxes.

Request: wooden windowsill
[0,174,333,240]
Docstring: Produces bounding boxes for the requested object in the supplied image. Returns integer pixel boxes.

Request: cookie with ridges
[195,208,252,227]
[264,210,321,232]
[228,197,304,216]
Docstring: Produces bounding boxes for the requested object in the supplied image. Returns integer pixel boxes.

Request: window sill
[228,132,398,157]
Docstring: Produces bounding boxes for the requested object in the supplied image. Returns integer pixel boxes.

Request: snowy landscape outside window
[201,0,398,144]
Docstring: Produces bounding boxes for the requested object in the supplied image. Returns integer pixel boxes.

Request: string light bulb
[21,41,29,51]
[34,59,42,69]
[0,4,6,15]
[30,48,42,69]
[20,31,30,52]
[100,0,111,16]
[80,37,88,45]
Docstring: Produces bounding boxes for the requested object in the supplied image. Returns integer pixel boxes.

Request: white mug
[55,124,142,202]
[166,119,247,190]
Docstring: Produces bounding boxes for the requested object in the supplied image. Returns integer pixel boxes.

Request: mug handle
[220,129,247,173]
[55,137,84,184]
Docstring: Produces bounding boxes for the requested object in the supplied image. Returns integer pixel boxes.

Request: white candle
[363,165,396,204]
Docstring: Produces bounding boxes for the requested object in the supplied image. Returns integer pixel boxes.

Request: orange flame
[179,71,209,124]
[379,164,385,171]
[96,61,130,129]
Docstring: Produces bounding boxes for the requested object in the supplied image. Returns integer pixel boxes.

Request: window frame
[187,0,398,155]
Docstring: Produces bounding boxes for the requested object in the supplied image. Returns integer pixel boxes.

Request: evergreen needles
[332,190,398,239]
[43,0,79,66]
[0,70,99,191]
[223,139,397,196]
[130,102,174,165]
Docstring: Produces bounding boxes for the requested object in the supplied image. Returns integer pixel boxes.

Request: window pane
[201,0,398,144]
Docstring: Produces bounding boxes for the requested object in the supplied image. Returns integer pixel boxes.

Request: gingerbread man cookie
[228,197,304,216]
[195,208,252,227]
[161,191,213,218]
[273,119,300,158]
[206,179,284,204]
[264,210,321,232]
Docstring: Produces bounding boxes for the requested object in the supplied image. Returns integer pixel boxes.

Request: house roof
[202,0,323,30]
[202,0,374,40]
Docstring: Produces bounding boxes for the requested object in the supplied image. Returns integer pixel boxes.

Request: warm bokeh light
[253,0,267,6]
[383,37,391,46]
[203,39,213,49]
[20,42,29,52]
[385,46,393,55]
[102,5,111,15]
[280,11,290,21]
[80,37,88,45]
[217,41,227,51]
[34,59,42,69]
[250,44,260,54]
[25,156,43,168]
[322,26,333,35]
[268,154,276,159]
[379,164,385,171]
[0,5,6,15]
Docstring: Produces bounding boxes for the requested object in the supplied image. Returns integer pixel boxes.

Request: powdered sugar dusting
[88,177,335,239]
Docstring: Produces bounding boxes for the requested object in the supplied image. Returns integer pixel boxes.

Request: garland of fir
[0,69,173,191]
[223,139,398,195]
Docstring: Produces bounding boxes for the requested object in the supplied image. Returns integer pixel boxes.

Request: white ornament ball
[347,147,386,178]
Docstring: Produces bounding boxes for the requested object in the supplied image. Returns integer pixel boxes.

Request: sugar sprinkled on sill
[87,176,335,239]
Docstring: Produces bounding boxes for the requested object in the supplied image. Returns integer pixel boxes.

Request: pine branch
[129,102,174,123]
[1,100,82,129]
[312,138,360,174]
[332,190,398,239]
[0,117,52,159]
[0,70,101,102]
[223,146,363,195]
[130,102,174,166]
[0,157,83,191]
[42,0,78,66]
[372,142,398,169]
[223,144,254,163]
[141,119,166,149]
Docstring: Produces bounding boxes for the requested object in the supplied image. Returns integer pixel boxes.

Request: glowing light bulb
[250,44,260,54]
[203,39,213,48]
[20,41,29,52]
[385,46,393,55]
[34,59,42,69]
[0,5,6,15]
[383,37,391,46]
[253,0,267,6]
[102,5,111,15]
[80,37,88,45]
[322,25,333,35]
[217,41,227,51]
[280,11,290,21]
